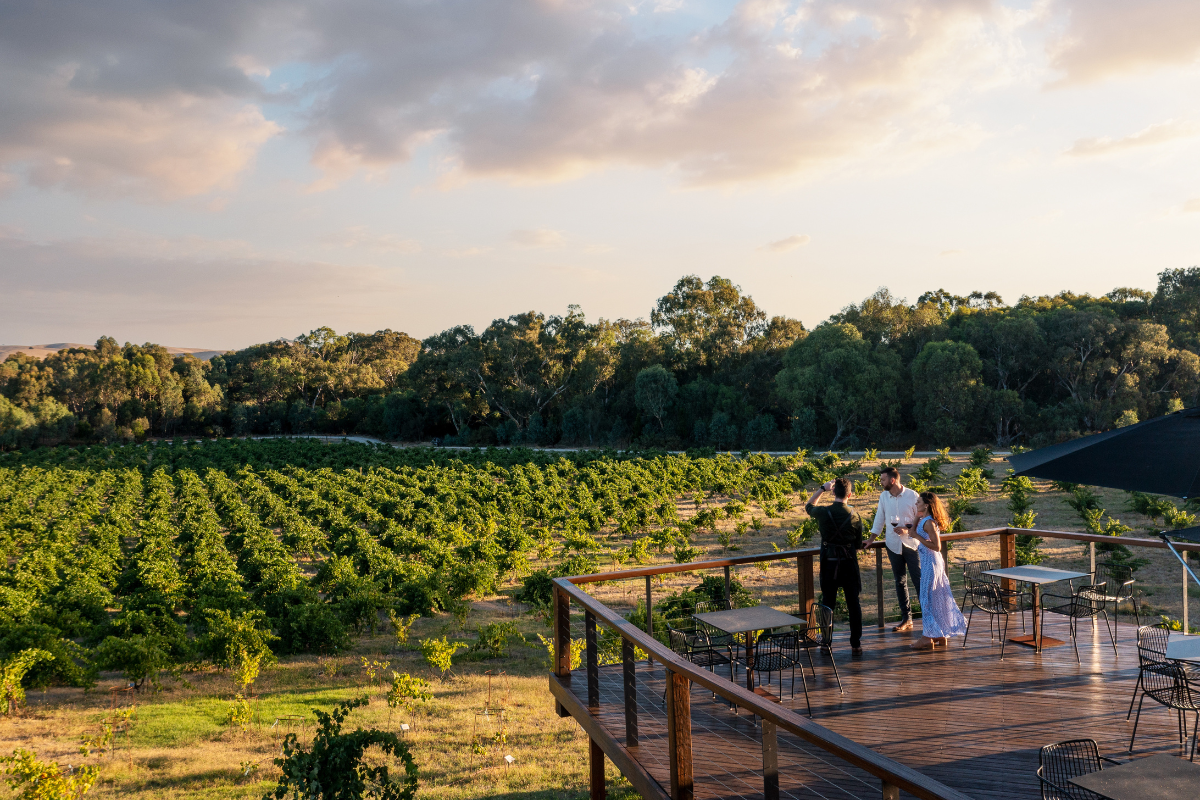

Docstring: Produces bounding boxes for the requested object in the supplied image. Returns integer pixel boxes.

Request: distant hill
[0,343,225,361]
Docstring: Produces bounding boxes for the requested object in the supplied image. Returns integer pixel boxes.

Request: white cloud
[321,226,421,253]
[1065,120,1200,157]
[1183,198,1200,214]
[1048,0,1200,84]
[509,228,565,247]
[759,234,811,253]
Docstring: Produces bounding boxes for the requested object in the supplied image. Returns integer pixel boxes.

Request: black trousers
[888,546,922,623]
[820,558,862,648]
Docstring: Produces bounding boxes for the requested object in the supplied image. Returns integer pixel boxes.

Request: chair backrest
[696,599,729,614]
[1095,561,1134,600]
[970,582,1007,613]
[751,638,788,671]
[666,626,693,657]
[1038,739,1103,799]
[963,559,995,585]
[1136,625,1170,665]
[805,604,835,646]
[1140,659,1188,697]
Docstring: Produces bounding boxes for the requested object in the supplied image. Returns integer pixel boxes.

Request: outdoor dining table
[1165,636,1200,662]
[981,565,1092,652]
[1068,753,1200,800]
[693,606,804,701]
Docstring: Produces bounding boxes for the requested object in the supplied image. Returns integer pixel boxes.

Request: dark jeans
[888,546,922,623]
[820,558,862,648]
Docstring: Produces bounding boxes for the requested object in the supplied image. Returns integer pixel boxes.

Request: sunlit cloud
[939,249,964,257]
[1065,120,1200,157]
[320,226,421,253]
[1048,0,1200,84]
[1183,198,1200,214]
[759,235,811,253]
[509,228,565,247]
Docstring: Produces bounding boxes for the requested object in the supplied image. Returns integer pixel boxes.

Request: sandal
[910,638,935,651]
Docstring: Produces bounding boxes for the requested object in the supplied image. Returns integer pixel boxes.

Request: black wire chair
[961,559,1029,632]
[695,599,741,666]
[1041,586,1112,663]
[666,623,734,705]
[1081,562,1140,644]
[962,583,1026,660]
[1128,660,1199,761]
[1127,625,1172,720]
[1036,739,1121,800]
[788,605,843,694]
[743,637,808,716]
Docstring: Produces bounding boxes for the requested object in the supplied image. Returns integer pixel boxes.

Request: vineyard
[0,438,1195,798]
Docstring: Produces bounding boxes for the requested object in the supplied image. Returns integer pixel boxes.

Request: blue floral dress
[914,515,967,639]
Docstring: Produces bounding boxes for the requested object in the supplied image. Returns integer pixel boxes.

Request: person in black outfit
[804,477,865,655]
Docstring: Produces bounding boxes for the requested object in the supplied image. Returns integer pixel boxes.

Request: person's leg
[842,565,863,650]
[887,547,912,625]
[819,566,837,615]
[905,546,923,604]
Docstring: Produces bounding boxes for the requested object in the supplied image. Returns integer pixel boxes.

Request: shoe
[851,647,863,656]
[910,639,935,651]
[893,621,913,633]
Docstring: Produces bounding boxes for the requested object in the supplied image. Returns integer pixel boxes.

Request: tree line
[3,268,1199,451]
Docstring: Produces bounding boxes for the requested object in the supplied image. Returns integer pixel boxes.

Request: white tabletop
[1166,636,1200,662]
[982,565,1092,585]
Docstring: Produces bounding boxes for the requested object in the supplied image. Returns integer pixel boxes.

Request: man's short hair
[833,477,850,499]
[879,466,899,480]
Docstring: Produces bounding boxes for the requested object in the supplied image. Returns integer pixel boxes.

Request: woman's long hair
[919,491,952,533]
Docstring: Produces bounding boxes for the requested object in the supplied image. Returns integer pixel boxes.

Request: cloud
[0,2,284,199]
[1048,1,1200,84]
[0,229,407,346]
[1064,120,1200,157]
[759,234,811,253]
[509,228,565,248]
[321,226,421,253]
[939,249,964,256]
[1184,198,1200,214]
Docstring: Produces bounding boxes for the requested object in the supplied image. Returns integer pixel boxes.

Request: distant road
[229,434,1009,457]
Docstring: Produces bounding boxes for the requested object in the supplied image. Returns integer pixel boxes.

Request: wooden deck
[563,619,1195,799]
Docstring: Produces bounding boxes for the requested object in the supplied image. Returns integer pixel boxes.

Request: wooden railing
[550,527,1200,800]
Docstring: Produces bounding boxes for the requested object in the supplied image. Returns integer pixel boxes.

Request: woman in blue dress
[908,491,967,650]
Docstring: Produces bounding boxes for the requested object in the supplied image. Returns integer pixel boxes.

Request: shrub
[274,603,351,656]
[1,649,53,715]
[387,610,420,648]
[387,672,432,718]
[0,625,95,690]
[515,569,554,608]
[470,622,522,658]
[268,696,418,800]
[0,748,99,800]
[198,608,278,669]
[94,635,175,692]
[694,574,755,609]
[420,636,467,679]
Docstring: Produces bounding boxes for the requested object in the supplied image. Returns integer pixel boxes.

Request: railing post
[1185,562,1191,635]
[761,719,779,800]
[881,779,900,800]
[645,576,653,649]
[590,736,606,800]
[585,609,599,708]
[1089,542,1095,578]
[724,566,732,609]
[622,637,638,747]
[1000,529,1017,606]
[876,545,885,628]
[797,553,815,617]
[665,668,693,800]
[554,585,571,718]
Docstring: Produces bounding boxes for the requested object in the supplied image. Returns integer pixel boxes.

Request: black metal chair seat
[1041,586,1113,662]
[1036,738,1121,800]
[962,583,1026,660]
[1128,660,1199,761]
[1078,562,1140,643]
[742,638,810,716]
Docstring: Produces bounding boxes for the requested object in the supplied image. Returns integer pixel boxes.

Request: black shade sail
[1006,408,1200,500]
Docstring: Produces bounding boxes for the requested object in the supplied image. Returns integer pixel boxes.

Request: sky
[1,0,1199,350]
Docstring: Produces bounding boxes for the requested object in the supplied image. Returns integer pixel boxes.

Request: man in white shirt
[867,466,921,632]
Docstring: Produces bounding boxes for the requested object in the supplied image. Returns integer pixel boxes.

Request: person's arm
[805,481,831,515]
[919,518,941,551]
[868,494,885,539]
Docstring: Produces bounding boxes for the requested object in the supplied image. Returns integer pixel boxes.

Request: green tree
[910,340,984,445]
[775,323,901,448]
[634,365,679,430]
[652,275,766,370]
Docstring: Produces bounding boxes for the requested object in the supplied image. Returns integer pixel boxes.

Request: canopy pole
[1159,533,1199,633]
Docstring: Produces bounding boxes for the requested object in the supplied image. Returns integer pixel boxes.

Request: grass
[2,452,1194,797]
